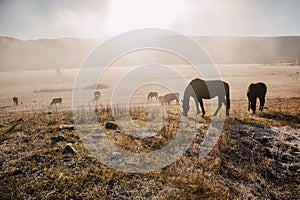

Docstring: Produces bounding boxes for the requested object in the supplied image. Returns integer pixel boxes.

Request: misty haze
[0,0,300,199]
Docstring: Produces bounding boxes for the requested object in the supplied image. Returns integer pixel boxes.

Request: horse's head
[182,99,189,116]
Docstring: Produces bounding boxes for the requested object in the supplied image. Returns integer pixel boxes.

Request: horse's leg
[213,97,223,116]
[224,98,229,116]
[252,98,257,114]
[248,99,251,111]
[262,96,265,111]
[222,97,229,116]
[259,96,265,111]
[199,99,205,116]
[193,97,200,115]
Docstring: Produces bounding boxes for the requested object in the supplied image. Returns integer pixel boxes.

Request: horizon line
[1,34,300,41]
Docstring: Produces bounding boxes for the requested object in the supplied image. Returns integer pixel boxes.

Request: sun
[107,0,186,35]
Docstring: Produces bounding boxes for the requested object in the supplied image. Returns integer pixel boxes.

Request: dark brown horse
[247,82,267,114]
[158,96,164,104]
[94,91,101,102]
[182,78,230,116]
[147,92,158,101]
[13,97,18,106]
[94,91,101,98]
[50,97,62,106]
[160,93,179,105]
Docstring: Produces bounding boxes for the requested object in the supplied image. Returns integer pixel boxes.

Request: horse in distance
[158,96,164,105]
[50,97,62,106]
[94,90,101,103]
[147,92,158,101]
[160,92,179,105]
[13,97,18,106]
[94,91,101,98]
[93,90,102,110]
[247,82,267,114]
[182,78,230,117]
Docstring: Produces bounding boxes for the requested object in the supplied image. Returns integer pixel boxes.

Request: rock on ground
[105,121,118,130]
[62,143,77,154]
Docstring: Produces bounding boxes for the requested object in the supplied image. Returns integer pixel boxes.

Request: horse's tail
[225,82,230,111]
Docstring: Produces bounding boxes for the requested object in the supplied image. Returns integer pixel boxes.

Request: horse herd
[12,78,267,116]
[148,78,267,116]
[12,97,63,107]
[148,92,180,105]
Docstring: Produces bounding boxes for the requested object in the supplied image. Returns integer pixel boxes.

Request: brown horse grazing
[247,82,267,114]
[182,78,230,116]
[94,91,101,102]
[158,96,164,105]
[50,97,62,106]
[94,91,101,98]
[147,92,158,101]
[94,95,100,102]
[13,97,18,106]
[160,92,179,105]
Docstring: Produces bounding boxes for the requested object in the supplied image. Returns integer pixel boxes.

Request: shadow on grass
[227,117,266,128]
[259,112,300,126]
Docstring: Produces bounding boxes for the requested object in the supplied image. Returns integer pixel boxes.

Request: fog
[1,36,300,71]
[1,0,300,39]
[0,0,300,71]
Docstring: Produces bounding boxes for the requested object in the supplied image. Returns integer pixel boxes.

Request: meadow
[0,64,299,199]
[0,98,299,199]
[0,64,299,110]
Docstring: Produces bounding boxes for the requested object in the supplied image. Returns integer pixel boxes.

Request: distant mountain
[0,37,101,71]
[0,36,300,71]
[193,36,300,64]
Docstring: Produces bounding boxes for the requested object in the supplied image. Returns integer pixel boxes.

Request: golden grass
[0,98,299,199]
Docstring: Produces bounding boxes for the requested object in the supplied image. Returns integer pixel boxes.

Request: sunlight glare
[108,0,186,35]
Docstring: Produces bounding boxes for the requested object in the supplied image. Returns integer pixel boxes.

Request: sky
[0,0,300,40]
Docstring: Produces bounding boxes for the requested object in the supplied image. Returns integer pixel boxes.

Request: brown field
[0,64,300,199]
[0,98,299,199]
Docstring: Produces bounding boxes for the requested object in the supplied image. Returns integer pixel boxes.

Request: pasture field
[0,64,299,199]
[0,98,299,199]
[0,64,299,111]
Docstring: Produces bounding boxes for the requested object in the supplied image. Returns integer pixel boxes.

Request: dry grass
[0,98,299,199]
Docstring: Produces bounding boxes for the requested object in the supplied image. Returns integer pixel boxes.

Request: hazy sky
[0,0,299,39]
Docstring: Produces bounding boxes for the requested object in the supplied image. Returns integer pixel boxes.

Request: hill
[0,37,101,71]
[1,36,300,71]
[194,36,300,64]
